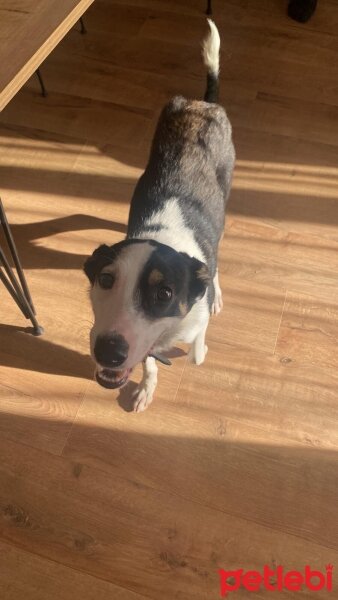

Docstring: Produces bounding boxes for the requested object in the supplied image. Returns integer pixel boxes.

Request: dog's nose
[94,333,129,367]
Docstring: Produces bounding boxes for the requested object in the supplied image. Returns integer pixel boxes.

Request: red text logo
[219,565,333,596]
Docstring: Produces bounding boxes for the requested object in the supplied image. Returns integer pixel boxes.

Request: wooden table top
[0,0,94,111]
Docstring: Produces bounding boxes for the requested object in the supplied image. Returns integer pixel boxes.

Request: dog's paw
[132,386,154,413]
[188,344,208,366]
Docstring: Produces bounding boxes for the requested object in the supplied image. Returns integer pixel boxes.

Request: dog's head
[84,239,210,389]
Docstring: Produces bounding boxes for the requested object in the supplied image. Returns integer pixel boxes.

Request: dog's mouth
[95,350,171,389]
[95,367,132,389]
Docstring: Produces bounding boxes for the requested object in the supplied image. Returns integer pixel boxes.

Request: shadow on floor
[0,213,127,270]
[0,323,93,380]
[0,408,337,600]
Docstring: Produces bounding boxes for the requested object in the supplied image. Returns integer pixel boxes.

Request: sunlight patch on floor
[234,160,338,199]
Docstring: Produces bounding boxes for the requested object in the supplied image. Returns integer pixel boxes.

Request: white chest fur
[138,197,206,263]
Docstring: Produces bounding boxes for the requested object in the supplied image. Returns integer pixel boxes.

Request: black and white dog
[84,20,235,412]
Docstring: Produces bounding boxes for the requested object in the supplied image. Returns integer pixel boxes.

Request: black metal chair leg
[206,0,212,15]
[0,248,30,318]
[0,199,43,336]
[0,200,35,313]
[0,266,43,335]
[36,67,47,97]
[79,16,87,34]
[0,268,29,316]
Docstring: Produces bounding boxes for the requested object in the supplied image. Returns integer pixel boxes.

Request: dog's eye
[156,286,172,302]
[98,273,115,289]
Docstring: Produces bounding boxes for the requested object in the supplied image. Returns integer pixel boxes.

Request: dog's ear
[84,244,113,285]
[179,253,211,305]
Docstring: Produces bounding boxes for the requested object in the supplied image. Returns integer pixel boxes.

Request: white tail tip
[202,19,220,76]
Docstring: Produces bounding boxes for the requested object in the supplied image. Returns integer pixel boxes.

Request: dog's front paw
[188,344,208,366]
[132,386,154,412]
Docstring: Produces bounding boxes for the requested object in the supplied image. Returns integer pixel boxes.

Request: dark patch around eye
[141,282,179,319]
[138,247,189,320]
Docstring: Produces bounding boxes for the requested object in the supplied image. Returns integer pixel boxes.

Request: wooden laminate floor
[0,1,338,598]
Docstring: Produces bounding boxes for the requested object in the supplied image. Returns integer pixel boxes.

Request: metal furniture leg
[79,16,87,34]
[36,67,47,97]
[33,16,87,99]
[0,199,43,335]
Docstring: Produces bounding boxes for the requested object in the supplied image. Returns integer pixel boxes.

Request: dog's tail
[202,19,220,103]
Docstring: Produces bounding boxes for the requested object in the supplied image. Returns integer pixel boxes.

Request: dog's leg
[188,319,209,366]
[211,268,223,315]
[132,356,158,412]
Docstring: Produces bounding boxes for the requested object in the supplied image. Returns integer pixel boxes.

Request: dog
[84,20,235,412]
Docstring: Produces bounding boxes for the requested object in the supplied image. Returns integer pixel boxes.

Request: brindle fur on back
[127,96,235,308]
